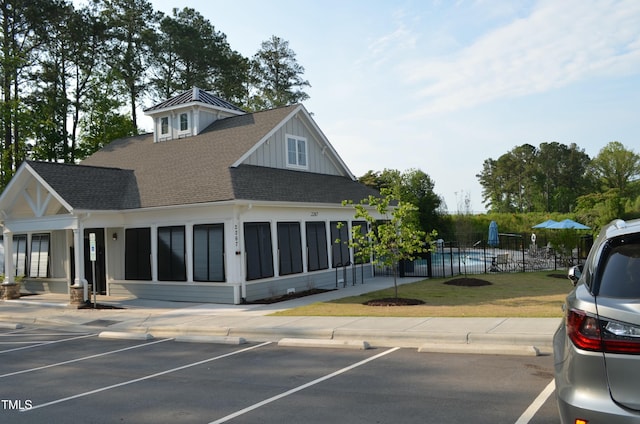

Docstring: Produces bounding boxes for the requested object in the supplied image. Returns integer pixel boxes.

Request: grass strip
[271,271,571,318]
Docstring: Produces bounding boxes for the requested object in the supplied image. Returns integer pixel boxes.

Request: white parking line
[0,332,92,337]
[208,347,401,424]
[514,379,555,424]
[0,338,173,378]
[21,341,272,412]
[0,333,96,354]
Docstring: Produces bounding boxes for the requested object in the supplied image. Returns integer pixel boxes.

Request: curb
[418,343,541,356]
[278,338,370,350]
[228,327,334,342]
[98,331,154,340]
[0,322,23,329]
[332,329,468,348]
[469,333,553,347]
[175,335,247,345]
[146,326,231,338]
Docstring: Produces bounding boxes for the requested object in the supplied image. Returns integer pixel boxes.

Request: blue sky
[145,0,640,213]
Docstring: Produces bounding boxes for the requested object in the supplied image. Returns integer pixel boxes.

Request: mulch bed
[364,298,425,306]
[444,277,493,287]
[78,302,124,310]
[247,288,335,304]
[364,277,493,306]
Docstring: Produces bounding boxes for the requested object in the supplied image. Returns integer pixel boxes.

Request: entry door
[84,229,106,294]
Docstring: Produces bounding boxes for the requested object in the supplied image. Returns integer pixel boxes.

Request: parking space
[0,325,559,423]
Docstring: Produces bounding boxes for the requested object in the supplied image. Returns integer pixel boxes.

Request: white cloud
[362,8,419,68]
[400,0,640,117]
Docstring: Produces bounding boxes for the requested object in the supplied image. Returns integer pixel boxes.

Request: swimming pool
[430,250,490,265]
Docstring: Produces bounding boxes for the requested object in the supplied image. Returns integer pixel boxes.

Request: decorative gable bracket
[22,184,52,218]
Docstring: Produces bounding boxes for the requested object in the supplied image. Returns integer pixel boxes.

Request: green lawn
[272,271,572,318]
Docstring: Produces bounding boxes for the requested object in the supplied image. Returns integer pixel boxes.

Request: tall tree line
[477,141,640,218]
[0,0,310,189]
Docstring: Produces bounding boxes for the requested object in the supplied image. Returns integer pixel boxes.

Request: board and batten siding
[108,281,236,304]
[243,115,343,175]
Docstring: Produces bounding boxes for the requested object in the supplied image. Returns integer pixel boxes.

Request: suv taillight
[567,309,640,354]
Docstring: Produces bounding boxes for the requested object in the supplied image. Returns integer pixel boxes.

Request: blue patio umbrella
[547,219,590,230]
[488,221,499,247]
[532,219,557,229]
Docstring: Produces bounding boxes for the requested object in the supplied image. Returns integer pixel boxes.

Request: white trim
[145,101,245,118]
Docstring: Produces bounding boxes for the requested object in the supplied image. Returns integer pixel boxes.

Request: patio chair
[495,253,510,271]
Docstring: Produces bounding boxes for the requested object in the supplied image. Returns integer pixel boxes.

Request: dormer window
[286,135,307,169]
[179,112,189,132]
[160,116,169,135]
[145,88,245,143]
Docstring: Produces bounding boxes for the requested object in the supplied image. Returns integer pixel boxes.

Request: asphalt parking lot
[0,325,559,423]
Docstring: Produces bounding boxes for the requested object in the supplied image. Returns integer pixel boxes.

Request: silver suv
[554,218,640,423]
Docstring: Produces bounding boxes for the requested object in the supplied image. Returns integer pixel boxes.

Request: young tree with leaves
[342,189,434,298]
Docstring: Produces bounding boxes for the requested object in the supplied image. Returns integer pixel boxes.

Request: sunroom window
[0,235,27,277]
[29,234,49,278]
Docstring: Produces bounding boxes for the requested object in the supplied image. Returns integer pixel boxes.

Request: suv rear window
[599,241,640,298]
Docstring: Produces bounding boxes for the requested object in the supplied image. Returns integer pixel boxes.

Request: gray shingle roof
[231,165,379,204]
[27,161,140,210]
[143,87,245,113]
[81,106,300,208]
[29,104,378,211]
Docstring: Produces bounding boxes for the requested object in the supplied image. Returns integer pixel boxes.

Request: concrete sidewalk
[0,276,561,355]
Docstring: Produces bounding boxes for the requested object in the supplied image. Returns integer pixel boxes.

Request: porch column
[3,227,14,284]
[72,227,89,301]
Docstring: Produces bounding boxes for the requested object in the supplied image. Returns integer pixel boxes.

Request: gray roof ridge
[27,159,130,173]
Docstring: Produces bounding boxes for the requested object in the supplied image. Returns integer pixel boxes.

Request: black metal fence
[374,232,593,279]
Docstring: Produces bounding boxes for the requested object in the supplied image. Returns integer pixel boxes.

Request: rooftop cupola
[143,87,245,143]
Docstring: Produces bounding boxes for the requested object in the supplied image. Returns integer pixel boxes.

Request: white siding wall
[93,201,378,304]
[243,116,343,175]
